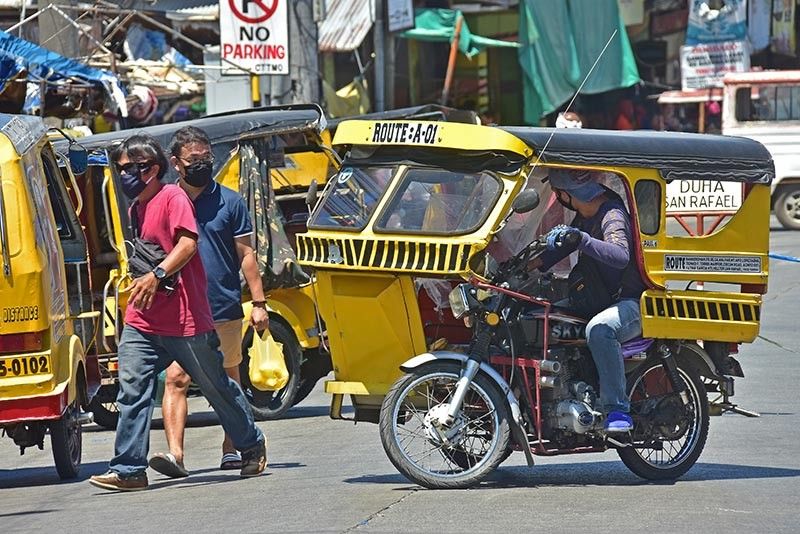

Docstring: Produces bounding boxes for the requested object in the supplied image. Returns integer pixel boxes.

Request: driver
[531,168,647,433]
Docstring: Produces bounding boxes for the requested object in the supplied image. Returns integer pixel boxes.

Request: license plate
[0,354,51,378]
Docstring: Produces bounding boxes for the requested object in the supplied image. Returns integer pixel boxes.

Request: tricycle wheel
[50,402,82,479]
[293,349,332,406]
[774,184,800,230]
[617,359,709,480]
[379,361,511,489]
[239,321,301,420]
[88,384,120,430]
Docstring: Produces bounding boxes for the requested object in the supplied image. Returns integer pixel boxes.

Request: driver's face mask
[554,189,575,211]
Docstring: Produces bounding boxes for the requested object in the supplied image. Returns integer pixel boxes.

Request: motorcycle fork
[658,344,690,405]
[438,327,493,426]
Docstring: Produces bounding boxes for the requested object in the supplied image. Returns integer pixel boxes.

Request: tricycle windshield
[308,165,395,230]
[375,167,503,235]
[309,164,505,235]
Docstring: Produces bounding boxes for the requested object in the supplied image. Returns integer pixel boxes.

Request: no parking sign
[219,0,289,75]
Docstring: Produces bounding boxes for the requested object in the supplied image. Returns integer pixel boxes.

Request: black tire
[50,402,82,479]
[379,361,511,489]
[293,349,332,406]
[239,321,301,420]
[774,185,800,230]
[617,360,709,480]
[88,384,120,430]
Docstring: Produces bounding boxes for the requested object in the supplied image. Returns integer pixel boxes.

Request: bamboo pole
[440,13,463,106]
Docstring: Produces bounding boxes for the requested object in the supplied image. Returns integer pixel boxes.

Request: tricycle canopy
[53,104,329,183]
[504,127,774,184]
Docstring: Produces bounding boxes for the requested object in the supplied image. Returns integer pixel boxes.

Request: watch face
[154,267,166,279]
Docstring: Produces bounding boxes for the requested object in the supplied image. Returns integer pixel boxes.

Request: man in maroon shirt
[89,135,265,491]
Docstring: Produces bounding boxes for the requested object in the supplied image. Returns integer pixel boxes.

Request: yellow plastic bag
[248,330,289,391]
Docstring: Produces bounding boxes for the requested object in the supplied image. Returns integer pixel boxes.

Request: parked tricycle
[51,105,337,425]
[0,114,100,478]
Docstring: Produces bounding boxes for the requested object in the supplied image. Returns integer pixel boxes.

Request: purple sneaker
[605,411,633,433]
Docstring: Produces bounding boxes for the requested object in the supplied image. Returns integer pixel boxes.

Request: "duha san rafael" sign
[665,180,743,213]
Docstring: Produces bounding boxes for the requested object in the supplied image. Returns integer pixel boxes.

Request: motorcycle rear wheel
[379,361,511,489]
[617,360,709,480]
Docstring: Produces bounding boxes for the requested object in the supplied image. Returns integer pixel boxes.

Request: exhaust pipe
[540,376,560,388]
[539,360,561,374]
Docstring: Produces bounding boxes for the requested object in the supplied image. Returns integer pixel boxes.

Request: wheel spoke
[388,370,504,481]
[627,365,705,470]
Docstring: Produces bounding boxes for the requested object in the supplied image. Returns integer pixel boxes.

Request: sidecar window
[375,168,502,235]
[308,165,395,230]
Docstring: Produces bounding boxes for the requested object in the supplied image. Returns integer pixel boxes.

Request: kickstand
[709,391,760,417]
[711,401,760,417]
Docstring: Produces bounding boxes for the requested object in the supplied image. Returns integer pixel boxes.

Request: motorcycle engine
[539,349,600,435]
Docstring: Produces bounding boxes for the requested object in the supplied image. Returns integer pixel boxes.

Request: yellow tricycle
[1,114,100,478]
[298,119,772,488]
[52,105,337,424]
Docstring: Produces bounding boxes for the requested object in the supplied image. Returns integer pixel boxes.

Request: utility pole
[373,0,385,111]
[270,0,319,105]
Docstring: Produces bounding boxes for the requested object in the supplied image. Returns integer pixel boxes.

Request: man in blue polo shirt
[147,126,271,478]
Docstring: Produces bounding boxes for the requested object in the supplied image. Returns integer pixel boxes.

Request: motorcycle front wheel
[379,361,511,489]
[617,359,709,480]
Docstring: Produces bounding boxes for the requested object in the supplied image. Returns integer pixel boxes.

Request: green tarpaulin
[518,0,640,123]
[401,8,519,59]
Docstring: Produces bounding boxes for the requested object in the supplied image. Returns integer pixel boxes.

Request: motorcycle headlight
[448,285,471,319]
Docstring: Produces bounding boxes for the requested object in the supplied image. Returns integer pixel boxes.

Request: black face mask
[119,165,154,200]
[555,190,575,211]
[183,159,213,187]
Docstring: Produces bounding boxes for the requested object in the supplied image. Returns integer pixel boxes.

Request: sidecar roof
[53,104,326,162]
[504,127,774,185]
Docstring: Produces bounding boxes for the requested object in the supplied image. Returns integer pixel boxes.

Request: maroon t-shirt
[124,184,215,337]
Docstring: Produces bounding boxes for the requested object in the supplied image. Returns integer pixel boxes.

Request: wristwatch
[252,300,267,308]
[152,266,167,280]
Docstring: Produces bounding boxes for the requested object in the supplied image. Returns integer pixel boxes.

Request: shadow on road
[0,461,108,490]
[1,458,306,491]
[344,461,800,489]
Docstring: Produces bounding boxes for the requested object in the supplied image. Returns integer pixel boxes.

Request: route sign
[220,0,289,75]
[665,179,743,214]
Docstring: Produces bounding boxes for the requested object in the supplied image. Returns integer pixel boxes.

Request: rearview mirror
[306,179,318,207]
[511,189,540,214]
[68,143,88,175]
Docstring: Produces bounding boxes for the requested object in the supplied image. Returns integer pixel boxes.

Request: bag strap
[129,200,141,239]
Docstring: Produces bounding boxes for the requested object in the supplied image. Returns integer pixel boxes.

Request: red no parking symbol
[228,0,279,24]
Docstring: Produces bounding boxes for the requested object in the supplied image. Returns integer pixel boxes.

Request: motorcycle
[378,191,712,489]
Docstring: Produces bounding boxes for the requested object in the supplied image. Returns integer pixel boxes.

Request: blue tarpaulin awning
[0,30,127,116]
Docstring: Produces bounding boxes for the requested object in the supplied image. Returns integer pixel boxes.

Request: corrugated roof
[318,0,374,53]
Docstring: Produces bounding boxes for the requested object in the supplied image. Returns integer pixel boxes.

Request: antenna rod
[531,29,619,172]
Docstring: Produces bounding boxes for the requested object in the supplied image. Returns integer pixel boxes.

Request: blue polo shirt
[193,181,253,322]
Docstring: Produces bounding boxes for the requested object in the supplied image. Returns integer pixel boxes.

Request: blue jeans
[585,299,642,414]
[110,325,263,477]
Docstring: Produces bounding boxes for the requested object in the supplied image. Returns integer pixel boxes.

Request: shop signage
[219,0,289,75]
[388,0,414,33]
[680,40,749,90]
[686,0,747,44]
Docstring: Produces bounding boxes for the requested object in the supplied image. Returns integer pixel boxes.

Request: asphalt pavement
[2,217,800,533]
